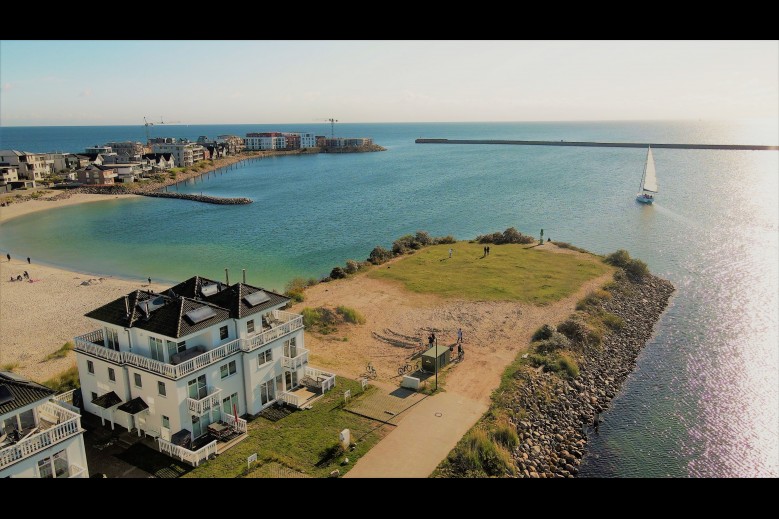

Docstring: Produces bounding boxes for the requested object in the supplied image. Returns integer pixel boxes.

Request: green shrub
[534,332,571,354]
[626,258,649,279]
[284,277,308,302]
[414,230,433,246]
[344,259,361,275]
[532,324,555,341]
[1,362,20,372]
[448,428,516,476]
[301,307,320,327]
[336,305,366,325]
[604,249,632,268]
[434,235,456,244]
[329,266,347,279]
[556,352,580,378]
[475,227,535,245]
[368,246,393,265]
[557,317,590,344]
[576,289,613,310]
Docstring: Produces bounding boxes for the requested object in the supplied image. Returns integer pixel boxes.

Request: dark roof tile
[0,372,55,415]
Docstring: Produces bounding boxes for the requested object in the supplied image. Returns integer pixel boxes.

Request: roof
[92,391,122,409]
[0,372,56,416]
[85,289,230,339]
[117,397,149,415]
[422,345,451,358]
[205,282,289,319]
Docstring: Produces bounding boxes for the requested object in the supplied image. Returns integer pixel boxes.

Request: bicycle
[397,361,418,376]
[364,362,377,380]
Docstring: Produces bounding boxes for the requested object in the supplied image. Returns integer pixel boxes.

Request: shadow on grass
[115,443,193,478]
[315,444,344,468]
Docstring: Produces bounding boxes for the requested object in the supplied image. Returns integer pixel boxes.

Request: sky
[1,40,777,126]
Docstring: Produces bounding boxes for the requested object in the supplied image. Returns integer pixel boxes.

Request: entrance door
[285,370,298,390]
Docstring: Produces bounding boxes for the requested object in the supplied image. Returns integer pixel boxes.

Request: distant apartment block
[105,141,146,157]
[85,145,113,155]
[151,139,206,168]
[0,150,53,181]
[245,133,287,151]
[0,165,19,186]
[325,137,374,148]
[216,135,245,154]
[142,153,176,172]
[0,372,89,478]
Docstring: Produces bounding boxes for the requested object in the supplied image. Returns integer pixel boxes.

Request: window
[247,320,255,334]
[91,391,97,403]
[149,337,164,362]
[158,381,167,396]
[134,373,142,388]
[87,360,94,374]
[259,380,275,406]
[283,337,297,358]
[258,349,272,366]
[167,340,186,359]
[162,415,170,429]
[188,374,207,400]
[219,326,228,340]
[222,392,239,415]
[106,328,119,351]
[37,450,68,479]
[108,367,116,382]
[220,360,237,379]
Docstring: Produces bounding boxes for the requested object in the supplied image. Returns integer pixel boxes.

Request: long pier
[415,138,778,151]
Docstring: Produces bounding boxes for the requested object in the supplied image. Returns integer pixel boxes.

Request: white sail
[642,147,658,193]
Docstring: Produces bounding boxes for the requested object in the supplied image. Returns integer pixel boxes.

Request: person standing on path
[457,327,463,345]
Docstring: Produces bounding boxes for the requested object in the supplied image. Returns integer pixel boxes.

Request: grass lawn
[368,242,611,304]
[183,377,389,478]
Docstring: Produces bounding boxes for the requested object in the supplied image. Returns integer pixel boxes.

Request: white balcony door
[188,375,207,400]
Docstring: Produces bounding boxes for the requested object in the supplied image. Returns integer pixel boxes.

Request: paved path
[345,391,486,478]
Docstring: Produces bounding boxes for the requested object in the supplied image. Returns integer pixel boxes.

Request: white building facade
[0,150,53,180]
[244,133,287,151]
[74,275,334,465]
[151,142,206,167]
[0,373,89,478]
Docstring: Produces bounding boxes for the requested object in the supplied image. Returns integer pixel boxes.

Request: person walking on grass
[449,248,453,259]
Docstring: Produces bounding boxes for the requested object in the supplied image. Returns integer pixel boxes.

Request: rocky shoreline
[139,192,252,204]
[508,273,674,478]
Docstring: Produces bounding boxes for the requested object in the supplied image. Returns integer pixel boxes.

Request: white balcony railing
[278,391,302,408]
[244,312,304,353]
[0,403,82,470]
[68,464,88,478]
[304,366,337,393]
[74,310,304,380]
[187,386,222,414]
[158,438,217,467]
[282,347,309,370]
[221,411,247,434]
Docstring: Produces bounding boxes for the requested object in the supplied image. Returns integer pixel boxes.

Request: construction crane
[143,116,183,143]
[316,118,338,138]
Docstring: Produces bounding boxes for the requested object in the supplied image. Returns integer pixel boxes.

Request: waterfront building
[77,165,117,185]
[105,141,146,157]
[74,275,335,465]
[151,139,206,167]
[85,145,113,155]
[245,132,287,151]
[0,150,53,181]
[0,372,89,478]
[0,165,19,188]
[142,153,176,172]
[284,132,316,149]
[216,135,245,154]
[324,137,374,148]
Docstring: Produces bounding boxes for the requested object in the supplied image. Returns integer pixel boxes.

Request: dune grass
[369,242,610,304]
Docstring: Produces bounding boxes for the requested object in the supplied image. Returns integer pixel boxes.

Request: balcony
[187,386,222,414]
[244,311,304,353]
[0,402,82,470]
[158,437,217,467]
[282,347,309,370]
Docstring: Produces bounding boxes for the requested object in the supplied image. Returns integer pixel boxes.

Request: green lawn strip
[184,377,388,478]
[368,242,609,304]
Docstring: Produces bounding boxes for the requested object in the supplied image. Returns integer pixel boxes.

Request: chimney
[225,268,229,286]
[242,269,246,284]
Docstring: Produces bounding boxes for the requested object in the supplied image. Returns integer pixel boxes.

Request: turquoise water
[1,120,777,477]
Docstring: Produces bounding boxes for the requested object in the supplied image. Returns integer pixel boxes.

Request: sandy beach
[0,193,163,382]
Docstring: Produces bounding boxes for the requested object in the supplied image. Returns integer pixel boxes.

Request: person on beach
[6,253,9,262]
[148,277,152,286]
[23,271,29,279]
[16,275,22,281]
[26,257,30,264]
[457,327,463,345]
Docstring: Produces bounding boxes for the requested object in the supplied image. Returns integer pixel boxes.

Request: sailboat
[636,145,658,204]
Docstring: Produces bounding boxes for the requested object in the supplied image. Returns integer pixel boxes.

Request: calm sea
[1,120,777,477]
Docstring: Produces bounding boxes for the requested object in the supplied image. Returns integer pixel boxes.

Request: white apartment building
[151,142,206,167]
[244,133,287,151]
[0,372,89,478]
[0,165,19,186]
[74,275,335,465]
[0,150,53,180]
[287,132,316,148]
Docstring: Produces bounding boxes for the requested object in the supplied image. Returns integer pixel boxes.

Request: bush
[604,249,632,268]
[44,365,80,392]
[448,428,515,476]
[368,246,393,265]
[475,227,535,245]
[433,235,456,244]
[414,230,433,246]
[556,352,580,378]
[626,258,649,279]
[284,277,308,303]
[336,305,366,324]
[534,332,571,354]
[557,316,601,347]
[344,259,360,275]
[576,289,612,310]
[601,312,625,330]
[532,324,555,342]
[301,307,320,327]
[492,418,519,451]
[329,266,347,279]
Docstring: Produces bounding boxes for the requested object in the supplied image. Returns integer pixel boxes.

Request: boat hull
[636,194,654,204]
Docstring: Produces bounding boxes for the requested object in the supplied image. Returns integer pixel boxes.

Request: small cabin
[421,345,450,372]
